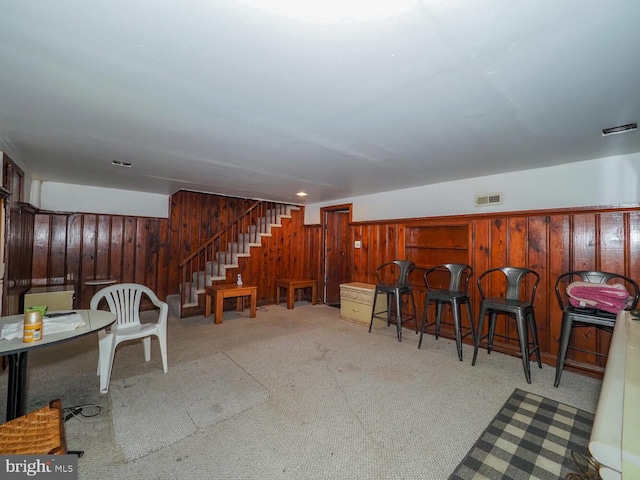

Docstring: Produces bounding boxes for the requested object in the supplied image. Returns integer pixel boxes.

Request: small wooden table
[275,278,317,309]
[205,284,257,324]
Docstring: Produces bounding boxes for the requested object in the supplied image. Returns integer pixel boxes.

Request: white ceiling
[1,1,639,205]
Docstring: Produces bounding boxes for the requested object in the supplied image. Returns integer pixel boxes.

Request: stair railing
[178,200,291,308]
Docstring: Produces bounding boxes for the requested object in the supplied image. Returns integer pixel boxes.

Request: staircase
[171,201,298,317]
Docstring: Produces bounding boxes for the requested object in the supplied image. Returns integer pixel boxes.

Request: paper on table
[0,313,86,340]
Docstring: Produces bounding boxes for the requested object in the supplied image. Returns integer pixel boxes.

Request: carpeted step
[166,293,182,318]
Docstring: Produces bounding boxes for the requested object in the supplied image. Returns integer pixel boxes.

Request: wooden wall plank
[157,218,170,299]
[122,217,137,285]
[572,213,597,270]
[50,214,68,286]
[168,194,181,293]
[95,215,111,282]
[595,211,626,366]
[32,214,51,286]
[66,215,82,299]
[79,214,97,304]
[548,215,570,358]
[110,217,124,284]
[528,215,549,353]
[568,213,598,365]
[629,212,640,279]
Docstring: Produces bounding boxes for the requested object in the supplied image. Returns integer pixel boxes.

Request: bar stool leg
[418,296,429,349]
[464,299,476,344]
[410,293,418,334]
[527,311,542,368]
[386,292,393,327]
[451,298,463,361]
[514,311,532,384]
[472,304,487,366]
[487,312,498,354]
[395,289,403,342]
[554,313,574,387]
[434,302,443,339]
[369,290,379,333]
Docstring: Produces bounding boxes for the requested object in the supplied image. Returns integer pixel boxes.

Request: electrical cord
[62,404,102,459]
[63,404,103,423]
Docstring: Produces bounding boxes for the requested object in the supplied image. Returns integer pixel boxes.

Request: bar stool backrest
[375,260,415,288]
[424,263,473,293]
[477,266,540,304]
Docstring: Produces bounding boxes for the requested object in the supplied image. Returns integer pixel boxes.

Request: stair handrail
[178,200,292,311]
[178,200,262,268]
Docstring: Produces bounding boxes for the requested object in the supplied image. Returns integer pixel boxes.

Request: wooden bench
[275,278,317,309]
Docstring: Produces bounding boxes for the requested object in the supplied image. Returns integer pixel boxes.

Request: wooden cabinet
[340,282,387,327]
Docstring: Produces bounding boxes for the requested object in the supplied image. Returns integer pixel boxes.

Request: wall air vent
[475,193,503,207]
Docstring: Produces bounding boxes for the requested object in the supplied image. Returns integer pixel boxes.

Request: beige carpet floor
[0,303,602,479]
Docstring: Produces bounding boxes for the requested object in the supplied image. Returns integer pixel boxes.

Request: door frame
[320,203,352,304]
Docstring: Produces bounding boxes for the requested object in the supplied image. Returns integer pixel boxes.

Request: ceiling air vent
[602,122,637,137]
[475,193,503,207]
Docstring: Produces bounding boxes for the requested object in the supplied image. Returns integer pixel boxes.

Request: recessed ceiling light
[296,191,307,197]
[112,160,132,167]
[602,122,637,137]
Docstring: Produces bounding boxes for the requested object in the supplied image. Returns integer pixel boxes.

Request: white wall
[11,151,640,222]
[304,153,640,224]
[39,182,170,218]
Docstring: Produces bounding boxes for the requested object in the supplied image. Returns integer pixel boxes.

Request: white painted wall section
[304,153,640,224]
[40,182,169,218]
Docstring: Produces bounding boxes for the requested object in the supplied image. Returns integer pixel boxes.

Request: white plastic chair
[90,283,168,393]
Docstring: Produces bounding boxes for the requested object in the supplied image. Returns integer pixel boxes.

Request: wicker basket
[0,399,67,454]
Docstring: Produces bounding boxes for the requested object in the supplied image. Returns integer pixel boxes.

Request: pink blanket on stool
[566,281,632,313]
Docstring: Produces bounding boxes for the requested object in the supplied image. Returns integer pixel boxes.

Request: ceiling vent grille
[602,122,637,137]
[475,193,503,207]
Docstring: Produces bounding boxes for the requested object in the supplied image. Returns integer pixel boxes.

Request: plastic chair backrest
[555,270,640,311]
[477,266,540,303]
[424,263,473,292]
[90,283,160,330]
[375,260,415,287]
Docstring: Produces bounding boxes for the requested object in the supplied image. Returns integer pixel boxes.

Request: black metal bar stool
[369,260,417,342]
[419,263,475,360]
[472,266,542,383]
[553,270,639,387]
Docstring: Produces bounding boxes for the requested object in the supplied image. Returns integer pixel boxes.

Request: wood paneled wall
[32,213,170,309]
[27,187,639,377]
[30,191,314,312]
[343,206,640,376]
[302,224,323,287]
[5,204,35,315]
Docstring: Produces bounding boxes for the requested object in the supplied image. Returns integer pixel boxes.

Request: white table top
[0,309,115,356]
[589,310,640,480]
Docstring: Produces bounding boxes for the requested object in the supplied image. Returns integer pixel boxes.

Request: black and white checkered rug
[450,389,595,480]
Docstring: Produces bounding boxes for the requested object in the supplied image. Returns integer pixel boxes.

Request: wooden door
[322,206,351,306]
